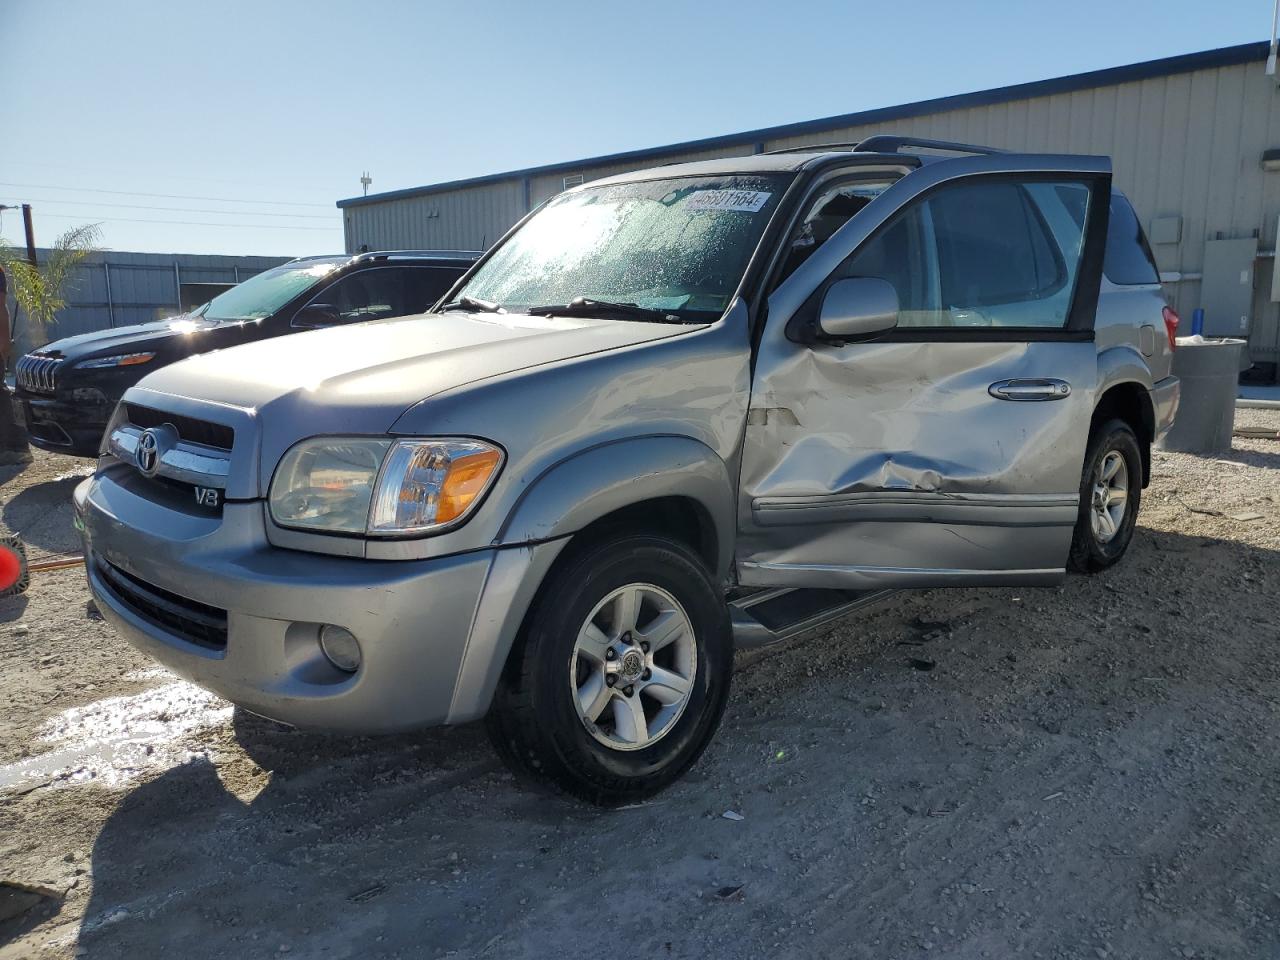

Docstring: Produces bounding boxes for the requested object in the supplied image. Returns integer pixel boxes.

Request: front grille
[93,556,228,651]
[16,354,65,395]
[124,403,234,451]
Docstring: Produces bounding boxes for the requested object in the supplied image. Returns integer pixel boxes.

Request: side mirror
[293,303,342,328]
[817,277,899,341]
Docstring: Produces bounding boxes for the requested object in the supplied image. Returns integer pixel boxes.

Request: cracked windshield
[457,175,789,320]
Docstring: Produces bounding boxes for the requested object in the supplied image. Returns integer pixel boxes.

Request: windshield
[453,174,790,321]
[201,260,344,321]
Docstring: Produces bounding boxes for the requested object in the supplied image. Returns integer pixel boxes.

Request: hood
[32,314,227,360]
[134,310,696,420]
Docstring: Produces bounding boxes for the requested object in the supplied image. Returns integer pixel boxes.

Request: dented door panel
[737,338,1095,586]
[737,154,1112,589]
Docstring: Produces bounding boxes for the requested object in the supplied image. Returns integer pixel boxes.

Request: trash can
[1156,336,1246,455]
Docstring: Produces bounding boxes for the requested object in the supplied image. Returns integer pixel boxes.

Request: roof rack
[764,141,866,155]
[765,136,1005,157]
[353,249,482,261]
[851,136,1006,155]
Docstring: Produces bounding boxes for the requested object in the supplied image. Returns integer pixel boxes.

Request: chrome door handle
[988,378,1072,401]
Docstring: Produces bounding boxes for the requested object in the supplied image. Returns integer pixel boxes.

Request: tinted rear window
[1103,193,1160,285]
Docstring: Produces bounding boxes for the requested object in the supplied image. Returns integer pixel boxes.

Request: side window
[840,178,1091,328]
[777,179,895,284]
[407,267,465,312]
[299,268,411,326]
[1103,193,1161,285]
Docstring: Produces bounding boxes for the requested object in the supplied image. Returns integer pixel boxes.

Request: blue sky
[2,0,1269,257]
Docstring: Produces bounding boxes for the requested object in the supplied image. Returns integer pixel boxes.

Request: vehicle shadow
[1,477,83,556]
[68,525,1280,959]
[73,708,505,957]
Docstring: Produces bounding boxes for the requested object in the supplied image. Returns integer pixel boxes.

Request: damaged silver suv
[76,137,1179,804]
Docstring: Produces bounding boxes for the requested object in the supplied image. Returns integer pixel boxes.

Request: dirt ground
[1,410,1278,960]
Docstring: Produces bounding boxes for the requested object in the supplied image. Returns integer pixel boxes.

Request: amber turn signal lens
[436,448,503,523]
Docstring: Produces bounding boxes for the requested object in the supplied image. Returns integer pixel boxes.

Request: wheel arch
[446,437,735,724]
[497,434,735,581]
[1093,346,1156,486]
[1092,380,1155,486]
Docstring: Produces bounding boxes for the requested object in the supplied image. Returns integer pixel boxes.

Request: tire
[485,534,732,805]
[1068,418,1143,573]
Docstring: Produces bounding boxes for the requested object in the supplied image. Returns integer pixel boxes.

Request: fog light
[319,624,361,673]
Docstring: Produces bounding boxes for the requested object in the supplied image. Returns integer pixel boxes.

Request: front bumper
[18,393,111,457]
[76,471,565,732]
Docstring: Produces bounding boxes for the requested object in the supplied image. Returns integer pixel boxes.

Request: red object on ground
[0,543,22,591]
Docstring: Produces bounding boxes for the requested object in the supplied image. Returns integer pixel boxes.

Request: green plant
[1,223,101,348]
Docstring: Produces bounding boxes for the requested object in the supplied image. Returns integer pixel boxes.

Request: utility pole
[1269,0,1279,76]
[21,205,36,266]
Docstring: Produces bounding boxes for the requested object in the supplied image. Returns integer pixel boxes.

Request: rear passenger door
[737,155,1111,589]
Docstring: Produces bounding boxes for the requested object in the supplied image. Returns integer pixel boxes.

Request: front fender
[497,434,736,580]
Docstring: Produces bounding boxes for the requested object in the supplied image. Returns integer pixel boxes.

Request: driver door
[737,154,1111,589]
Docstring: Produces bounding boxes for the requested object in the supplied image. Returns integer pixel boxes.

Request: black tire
[485,534,732,805]
[1068,418,1143,573]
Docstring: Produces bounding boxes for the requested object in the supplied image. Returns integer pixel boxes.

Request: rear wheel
[1068,418,1142,573]
[485,534,732,805]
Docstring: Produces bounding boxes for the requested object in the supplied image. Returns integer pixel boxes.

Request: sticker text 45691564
[686,190,772,213]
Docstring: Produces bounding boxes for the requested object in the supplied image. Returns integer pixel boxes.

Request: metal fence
[3,250,292,353]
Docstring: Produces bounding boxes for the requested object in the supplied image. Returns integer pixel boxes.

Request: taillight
[1162,306,1180,350]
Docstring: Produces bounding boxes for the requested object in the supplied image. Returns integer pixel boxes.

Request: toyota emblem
[135,429,161,477]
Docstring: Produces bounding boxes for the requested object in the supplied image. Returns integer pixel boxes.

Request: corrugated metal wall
[3,250,291,352]
[341,54,1280,364]
[342,180,526,255]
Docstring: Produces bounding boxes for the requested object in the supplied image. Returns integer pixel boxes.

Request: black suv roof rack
[765,136,1005,157]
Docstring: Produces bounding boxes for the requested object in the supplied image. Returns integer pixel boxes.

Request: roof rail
[763,141,866,155]
[353,249,482,261]
[851,136,1005,155]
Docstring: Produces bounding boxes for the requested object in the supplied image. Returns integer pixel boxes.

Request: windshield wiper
[438,295,504,314]
[525,297,685,323]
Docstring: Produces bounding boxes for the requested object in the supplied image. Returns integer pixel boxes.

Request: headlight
[269,437,504,537]
[77,352,156,369]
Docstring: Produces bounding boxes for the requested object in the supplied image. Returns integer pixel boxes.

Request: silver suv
[76,138,1179,804]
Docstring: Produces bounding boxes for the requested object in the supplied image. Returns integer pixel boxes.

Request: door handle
[988,378,1072,401]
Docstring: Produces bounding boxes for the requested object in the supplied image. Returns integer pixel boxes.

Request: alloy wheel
[1090,450,1129,544]
[570,583,697,751]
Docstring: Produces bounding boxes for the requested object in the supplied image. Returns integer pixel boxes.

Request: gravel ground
[1,411,1278,960]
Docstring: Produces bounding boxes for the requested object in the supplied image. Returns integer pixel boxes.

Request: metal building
[339,41,1280,376]
[3,250,291,352]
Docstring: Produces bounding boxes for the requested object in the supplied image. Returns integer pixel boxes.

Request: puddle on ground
[0,670,233,793]
[52,465,95,483]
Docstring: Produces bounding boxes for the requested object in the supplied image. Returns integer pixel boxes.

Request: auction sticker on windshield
[686,190,773,213]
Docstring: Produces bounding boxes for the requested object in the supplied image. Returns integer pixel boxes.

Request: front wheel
[485,534,732,805]
[1068,418,1143,573]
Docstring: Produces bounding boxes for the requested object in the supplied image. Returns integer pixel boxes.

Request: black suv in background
[16,250,478,457]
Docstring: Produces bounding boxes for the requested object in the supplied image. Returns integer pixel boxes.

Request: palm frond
[0,224,101,345]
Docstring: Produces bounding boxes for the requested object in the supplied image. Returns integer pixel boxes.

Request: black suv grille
[124,403,234,451]
[93,557,228,651]
[16,354,65,395]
